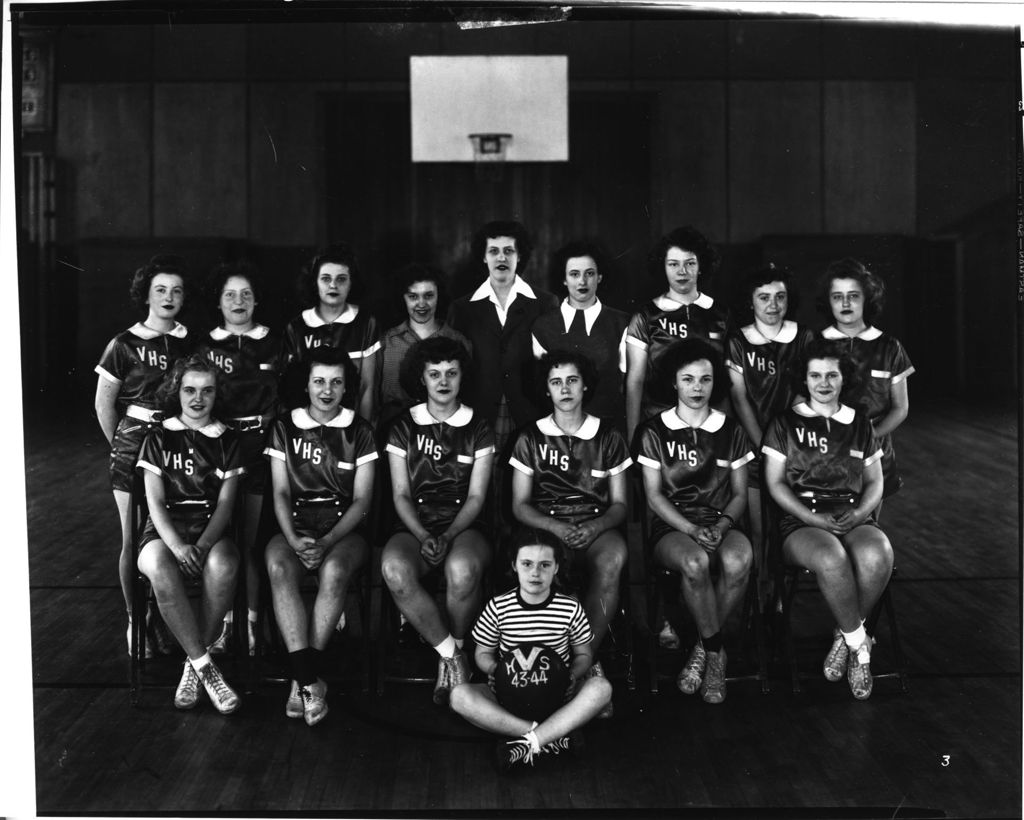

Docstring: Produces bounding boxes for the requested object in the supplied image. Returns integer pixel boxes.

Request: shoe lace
[180,663,199,692]
[705,653,725,685]
[202,666,232,700]
[683,646,706,679]
[508,740,535,766]
[542,737,571,756]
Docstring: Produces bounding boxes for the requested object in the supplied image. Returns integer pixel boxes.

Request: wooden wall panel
[824,81,915,234]
[728,81,822,242]
[56,25,153,82]
[248,83,323,247]
[821,22,918,79]
[343,22,444,80]
[648,82,727,245]
[246,23,348,81]
[153,23,246,81]
[916,26,1016,79]
[56,84,152,239]
[727,20,821,78]
[153,83,247,238]
[916,80,1017,234]
[632,21,728,79]
[533,21,631,80]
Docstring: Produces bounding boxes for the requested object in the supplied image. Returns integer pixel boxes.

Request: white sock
[524,724,541,754]
[842,625,868,661]
[190,652,212,673]
[223,611,233,625]
[248,609,258,623]
[434,635,457,659]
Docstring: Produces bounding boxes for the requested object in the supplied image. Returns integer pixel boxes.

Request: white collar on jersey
[742,320,798,345]
[301,304,358,327]
[559,298,603,334]
[469,275,537,303]
[660,407,726,433]
[654,291,714,311]
[793,402,856,424]
[129,321,188,340]
[163,416,227,437]
[209,324,270,341]
[536,413,601,440]
[410,402,474,428]
[292,406,355,429]
[822,324,883,342]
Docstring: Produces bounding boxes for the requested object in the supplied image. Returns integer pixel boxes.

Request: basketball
[492,643,570,722]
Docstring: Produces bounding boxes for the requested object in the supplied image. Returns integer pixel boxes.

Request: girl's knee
[446,557,483,596]
[679,551,710,583]
[448,682,473,714]
[381,555,416,595]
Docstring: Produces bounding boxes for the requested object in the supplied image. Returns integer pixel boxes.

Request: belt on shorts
[226,414,265,432]
[796,491,857,510]
[417,496,460,506]
[293,496,342,507]
[166,499,213,510]
[126,405,164,423]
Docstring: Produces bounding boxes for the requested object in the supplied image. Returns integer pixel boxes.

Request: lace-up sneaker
[208,619,231,655]
[496,738,535,771]
[847,638,874,700]
[823,627,849,682]
[676,643,707,695]
[300,679,328,726]
[433,650,471,706]
[285,680,304,719]
[197,662,240,715]
[584,661,614,719]
[174,661,201,710]
[432,655,451,705]
[658,620,681,650]
[701,649,728,704]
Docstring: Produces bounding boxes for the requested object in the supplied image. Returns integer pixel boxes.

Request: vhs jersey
[636,408,753,512]
[283,305,381,367]
[820,325,914,424]
[509,414,632,514]
[197,325,283,419]
[725,321,816,431]
[265,407,378,505]
[761,402,883,498]
[136,417,243,503]
[386,403,495,506]
[626,293,728,420]
[95,322,192,412]
[473,588,592,666]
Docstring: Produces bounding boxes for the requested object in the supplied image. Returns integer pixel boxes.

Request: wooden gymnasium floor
[23,399,1021,818]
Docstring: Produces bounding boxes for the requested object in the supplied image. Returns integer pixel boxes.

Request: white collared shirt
[742,320,798,346]
[469,275,537,327]
[821,324,883,342]
[291,406,355,429]
[301,304,359,327]
[210,324,271,341]
[408,402,474,428]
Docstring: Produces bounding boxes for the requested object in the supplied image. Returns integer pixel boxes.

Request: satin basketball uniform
[136,417,244,547]
[636,408,754,545]
[509,414,632,522]
[821,325,914,496]
[95,321,193,492]
[386,403,495,536]
[626,293,728,423]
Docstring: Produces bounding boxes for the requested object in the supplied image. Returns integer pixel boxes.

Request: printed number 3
[941,755,950,767]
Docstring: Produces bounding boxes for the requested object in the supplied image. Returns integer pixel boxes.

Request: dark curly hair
[399,336,472,403]
[815,258,885,324]
[652,338,729,407]
[548,239,610,293]
[158,354,223,417]
[789,337,860,402]
[471,221,533,276]
[303,346,361,410]
[300,243,365,306]
[732,262,800,327]
[397,262,450,320]
[536,349,598,408]
[647,226,720,282]
[204,260,261,317]
[129,254,189,308]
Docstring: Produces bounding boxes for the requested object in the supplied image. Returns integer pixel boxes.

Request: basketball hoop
[469,132,512,182]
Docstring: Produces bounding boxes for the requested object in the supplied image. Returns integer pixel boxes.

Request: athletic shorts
[778,496,882,542]
[140,506,213,550]
[650,504,723,548]
[109,415,161,493]
[292,499,347,540]
[392,499,491,542]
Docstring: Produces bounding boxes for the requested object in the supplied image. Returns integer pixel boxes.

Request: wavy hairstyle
[129,254,189,308]
[300,243,366,306]
[399,335,473,403]
[732,262,800,326]
[652,337,729,407]
[815,257,886,324]
[303,346,361,409]
[647,226,720,282]
[548,238,611,293]
[535,349,599,408]
[788,337,860,401]
[158,354,223,417]
[471,220,533,275]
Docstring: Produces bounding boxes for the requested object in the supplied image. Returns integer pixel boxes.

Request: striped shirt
[472,588,592,666]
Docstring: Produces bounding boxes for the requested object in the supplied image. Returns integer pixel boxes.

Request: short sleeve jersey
[137,417,243,503]
[386,403,494,506]
[196,325,283,419]
[761,403,883,498]
[509,415,632,513]
[821,326,914,423]
[265,407,379,504]
[725,320,816,431]
[636,408,754,511]
[472,588,593,667]
[626,293,728,418]
[95,322,192,412]
[283,305,382,367]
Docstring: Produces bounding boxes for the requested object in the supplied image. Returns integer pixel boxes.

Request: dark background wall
[15,9,1019,412]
